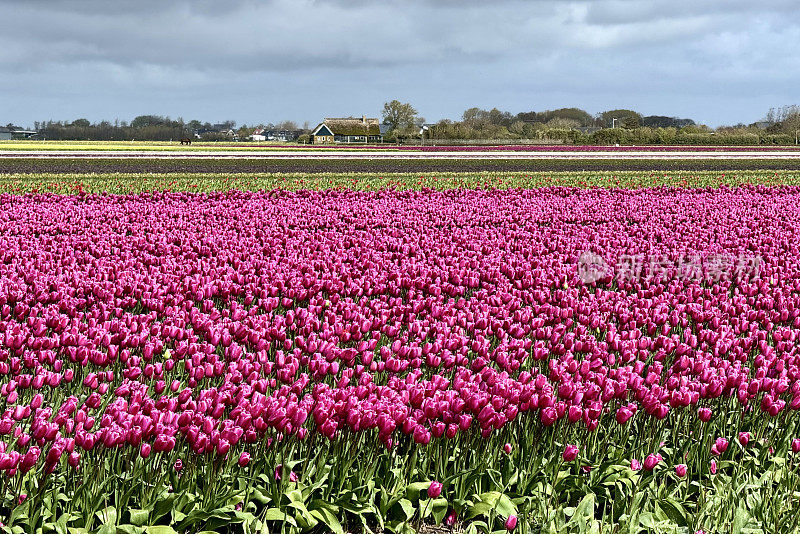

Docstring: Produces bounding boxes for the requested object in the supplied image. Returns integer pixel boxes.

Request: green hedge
[588,128,796,146]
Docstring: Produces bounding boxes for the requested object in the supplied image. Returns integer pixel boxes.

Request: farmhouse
[251,128,298,142]
[311,116,383,144]
[250,128,268,142]
[193,127,239,140]
[0,127,37,140]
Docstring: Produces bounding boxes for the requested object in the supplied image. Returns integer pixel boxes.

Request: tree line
[25,116,310,142]
[380,101,800,145]
[7,104,800,145]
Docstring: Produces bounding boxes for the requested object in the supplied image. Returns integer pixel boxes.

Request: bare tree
[275,120,299,131]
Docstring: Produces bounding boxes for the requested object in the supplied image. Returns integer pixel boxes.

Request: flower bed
[1,187,799,532]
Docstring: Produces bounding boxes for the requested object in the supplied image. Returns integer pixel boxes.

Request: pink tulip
[698,407,712,422]
[427,481,443,499]
[738,432,750,447]
[505,515,518,531]
[675,464,687,477]
[643,454,662,471]
[616,406,634,424]
[1,185,799,517]
[562,444,579,462]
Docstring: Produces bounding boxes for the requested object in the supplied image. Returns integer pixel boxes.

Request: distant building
[250,128,298,142]
[0,127,37,140]
[311,116,383,144]
[220,129,238,140]
[194,128,239,140]
[194,128,215,138]
[418,123,436,136]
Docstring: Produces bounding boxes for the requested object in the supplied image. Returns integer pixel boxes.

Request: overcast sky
[1,0,798,128]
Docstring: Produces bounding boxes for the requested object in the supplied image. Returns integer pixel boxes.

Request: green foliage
[382,100,420,132]
[4,417,800,533]
[584,127,785,146]
[599,109,642,128]
[516,108,596,127]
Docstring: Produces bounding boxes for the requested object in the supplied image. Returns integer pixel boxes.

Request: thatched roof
[319,117,382,136]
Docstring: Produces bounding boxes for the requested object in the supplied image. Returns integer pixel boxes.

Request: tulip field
[2,170,800,533]
[1,170,800,195]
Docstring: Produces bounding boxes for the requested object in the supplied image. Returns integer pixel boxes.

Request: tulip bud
[615,406,633,424]
[427,481,443,499]
[738,432,750,447]
[238,452,251,467]
[675,464,687,477]
[643,454,661,471]
[445,511,456,526]
[562,444,579,462]
[505,515,517,531]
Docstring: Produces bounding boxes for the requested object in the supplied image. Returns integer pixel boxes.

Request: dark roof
[313,124,334,136]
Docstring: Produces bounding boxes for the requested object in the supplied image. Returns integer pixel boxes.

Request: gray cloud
[0,0,798,127]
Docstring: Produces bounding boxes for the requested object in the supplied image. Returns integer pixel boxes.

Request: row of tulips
[3,155,800,179]
[1,170,800,196]
[4,141,800,151]
[1,186,800,532]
